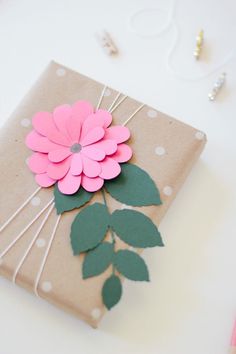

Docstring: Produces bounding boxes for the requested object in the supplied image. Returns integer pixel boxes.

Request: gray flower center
[70,143,82,153]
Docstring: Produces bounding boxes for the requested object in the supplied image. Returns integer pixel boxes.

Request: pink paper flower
[26,101,132,195]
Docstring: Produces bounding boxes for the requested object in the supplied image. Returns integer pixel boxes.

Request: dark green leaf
[54,184,92,214]
[111,209,164,248]
[102,275,122,310]
[82,242,114,279]
[105,163,162,206]
[114,250,149,281]
[70,203,110,255]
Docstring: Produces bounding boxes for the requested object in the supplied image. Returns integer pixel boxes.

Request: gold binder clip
[194,30,204,60]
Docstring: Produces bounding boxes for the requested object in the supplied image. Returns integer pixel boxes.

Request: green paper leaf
[111,209,164,248]
[105,163,162,206]
[114,249,149,281]
[102,275,122,310]
[70,203,110,255]
[54,184,92,214]
[82,242,114,279]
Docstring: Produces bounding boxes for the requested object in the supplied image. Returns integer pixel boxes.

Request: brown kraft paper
[0,61,207,327]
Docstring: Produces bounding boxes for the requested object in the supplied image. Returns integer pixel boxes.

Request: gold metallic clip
[194,30,204,60]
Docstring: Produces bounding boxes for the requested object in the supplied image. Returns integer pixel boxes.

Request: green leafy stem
[54,163,164,310]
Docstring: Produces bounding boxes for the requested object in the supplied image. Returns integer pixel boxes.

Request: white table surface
[0,1,235,353]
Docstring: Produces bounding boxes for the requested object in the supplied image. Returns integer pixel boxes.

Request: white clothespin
[95,30,118,56]
[208,73,226,101]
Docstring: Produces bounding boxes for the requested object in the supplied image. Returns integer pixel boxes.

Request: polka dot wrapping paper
[0,61,206,327]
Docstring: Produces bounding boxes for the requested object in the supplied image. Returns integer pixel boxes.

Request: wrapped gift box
[0,61,206,327]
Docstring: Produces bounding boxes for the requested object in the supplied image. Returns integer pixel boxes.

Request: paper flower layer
[26,101,132,194]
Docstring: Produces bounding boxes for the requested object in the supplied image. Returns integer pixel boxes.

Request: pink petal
[80,112,105,140]
[32,111,55,137]
[104,126,131,143]
[80,127,105,146]
[28,153,49,174]
[81,175,104,192]
[92,139,117,155]
[47,130,71,147]
[95,109,112,128]
[81,155,101,178]
[35,173,56,188]
[66,116,81,142]
[33,108,71,146]
[99,157,121,179]
[110,144,133,163]
[58,171,81,195]
[47,157,71,180]
[53,104,72,134]
[26,131,61,153]
[72,101,94,125]
[48,148,72,163]
[71,154,83,175]
[82,146,105,161]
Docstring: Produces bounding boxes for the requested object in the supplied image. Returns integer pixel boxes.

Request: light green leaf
[102,275,122,310]
[111,209,164,248]
[82,242,114,279]
[114,249,149,281]
[54,184,92,214]
[70,203,110,255]
[105,163,162,206]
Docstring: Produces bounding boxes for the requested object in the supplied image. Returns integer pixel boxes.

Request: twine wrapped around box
[0,61,206,327]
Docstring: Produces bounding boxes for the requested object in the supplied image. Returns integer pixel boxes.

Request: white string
[128,2,176,38]
[109,95,128,113]
[0,198,54,259]
[107,92,122,112]
[0,187,41,233]
[12,203,55,284]
[122,104,145,126]
[128,1,235,81]
[96,85,107,110]
[34,214,61,297]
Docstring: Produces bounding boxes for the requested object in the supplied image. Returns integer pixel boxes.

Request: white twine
[0,187,41,233]
[122,103,145,126]
[34,214,61,297]
[12,203,55,284]
[107,92,122,112]
[109,95,128,113]
[0,198,54,259]
[96,85,107,110]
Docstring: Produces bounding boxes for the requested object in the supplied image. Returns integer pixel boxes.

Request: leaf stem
[101,188,116,274]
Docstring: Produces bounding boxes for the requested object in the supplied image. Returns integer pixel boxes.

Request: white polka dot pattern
[36,238,46,248]
[121,204,133,210]
[155,146,166,156]
[31,197,41,206]
[104,88,111,97]
[195,131,205,140]
[147,109,158,118]
[163,186,173,196]
[41,281,52,292]
[56,68,66,77]
[91,308,101,320]
[21,118,31,127]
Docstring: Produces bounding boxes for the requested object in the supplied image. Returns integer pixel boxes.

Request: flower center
[70,143,82,153]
